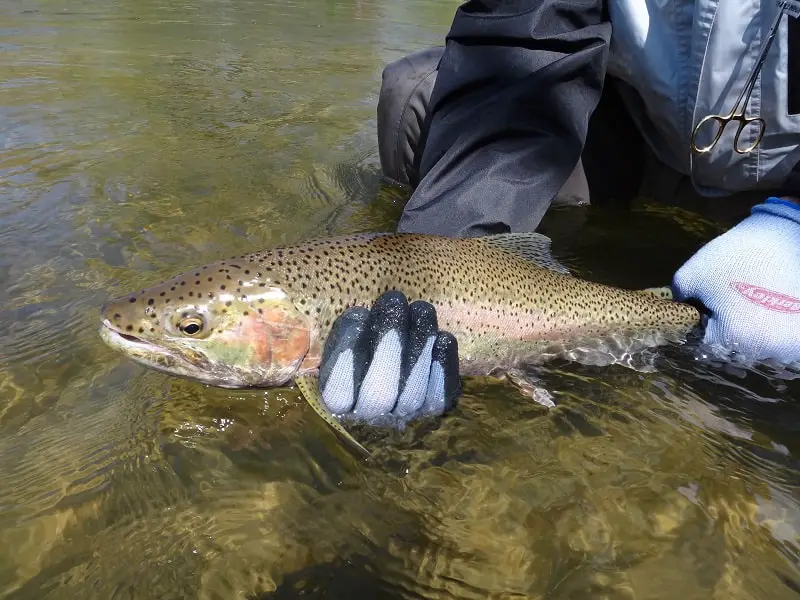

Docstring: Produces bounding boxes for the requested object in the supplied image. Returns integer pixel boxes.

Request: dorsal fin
[481,232,571,275]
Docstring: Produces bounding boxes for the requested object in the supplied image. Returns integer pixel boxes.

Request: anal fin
[488,367,556,408]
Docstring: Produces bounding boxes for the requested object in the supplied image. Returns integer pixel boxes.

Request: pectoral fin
[295,374,371,458]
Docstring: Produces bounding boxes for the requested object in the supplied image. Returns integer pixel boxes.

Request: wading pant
[377,1,796,237]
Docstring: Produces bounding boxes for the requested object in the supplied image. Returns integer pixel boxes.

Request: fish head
[99,261,313,388]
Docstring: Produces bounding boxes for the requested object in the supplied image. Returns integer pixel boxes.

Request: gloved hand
[672,197,800,364]
[318,291,461,423]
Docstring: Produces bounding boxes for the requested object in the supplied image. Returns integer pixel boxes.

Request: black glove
[318,291,461,423]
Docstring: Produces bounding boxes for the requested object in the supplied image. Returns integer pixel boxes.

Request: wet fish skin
[99,232,701,390]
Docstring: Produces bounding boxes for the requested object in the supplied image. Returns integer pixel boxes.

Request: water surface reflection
[1,1,798,598]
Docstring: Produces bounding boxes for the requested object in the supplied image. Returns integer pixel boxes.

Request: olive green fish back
[236,233,699,349]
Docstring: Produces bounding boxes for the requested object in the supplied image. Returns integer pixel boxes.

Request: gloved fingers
[353,291,410,418]
[393,300,439,417]
[319,291,462,422]
[700,309,742,354]
[671,263,700,304]
[319,306,370,414]
[420,331,461,417]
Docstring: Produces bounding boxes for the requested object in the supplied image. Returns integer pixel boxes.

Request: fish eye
[178,316,205,336]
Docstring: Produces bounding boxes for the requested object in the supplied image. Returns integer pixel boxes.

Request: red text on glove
[731,282,800,313]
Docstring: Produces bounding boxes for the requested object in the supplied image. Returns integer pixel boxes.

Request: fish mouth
[117,331,147,344]
[99,320,191,371]
[100,321,162,352]
[99,321,224,385]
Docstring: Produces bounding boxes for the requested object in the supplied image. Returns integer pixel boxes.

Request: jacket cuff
[751,197,800,226]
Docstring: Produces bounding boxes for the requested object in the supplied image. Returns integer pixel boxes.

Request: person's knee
[378,47,443,188]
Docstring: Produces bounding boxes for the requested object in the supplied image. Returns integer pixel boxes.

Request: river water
[1,1,799,598]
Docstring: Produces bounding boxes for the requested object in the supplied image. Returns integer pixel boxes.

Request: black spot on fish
[126,325,133,331]
[114,313,121,320]
[129,298,136,303]
[148,299,154,305]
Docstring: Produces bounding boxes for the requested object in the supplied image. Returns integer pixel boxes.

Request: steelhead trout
[99,232,700,451]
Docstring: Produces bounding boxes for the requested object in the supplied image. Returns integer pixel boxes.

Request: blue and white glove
[672,197,800,364]
[318,291,461,423]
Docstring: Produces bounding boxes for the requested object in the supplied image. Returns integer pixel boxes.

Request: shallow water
[1,1,799,598]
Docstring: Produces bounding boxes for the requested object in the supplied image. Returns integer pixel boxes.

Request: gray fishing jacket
[607,0,800,196]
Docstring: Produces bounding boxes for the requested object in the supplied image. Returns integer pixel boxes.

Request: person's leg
[377,45,594,212]
[580,77,647,210]
[395,0,610,237]
[536,75,648,243]
[377,47,443,190]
